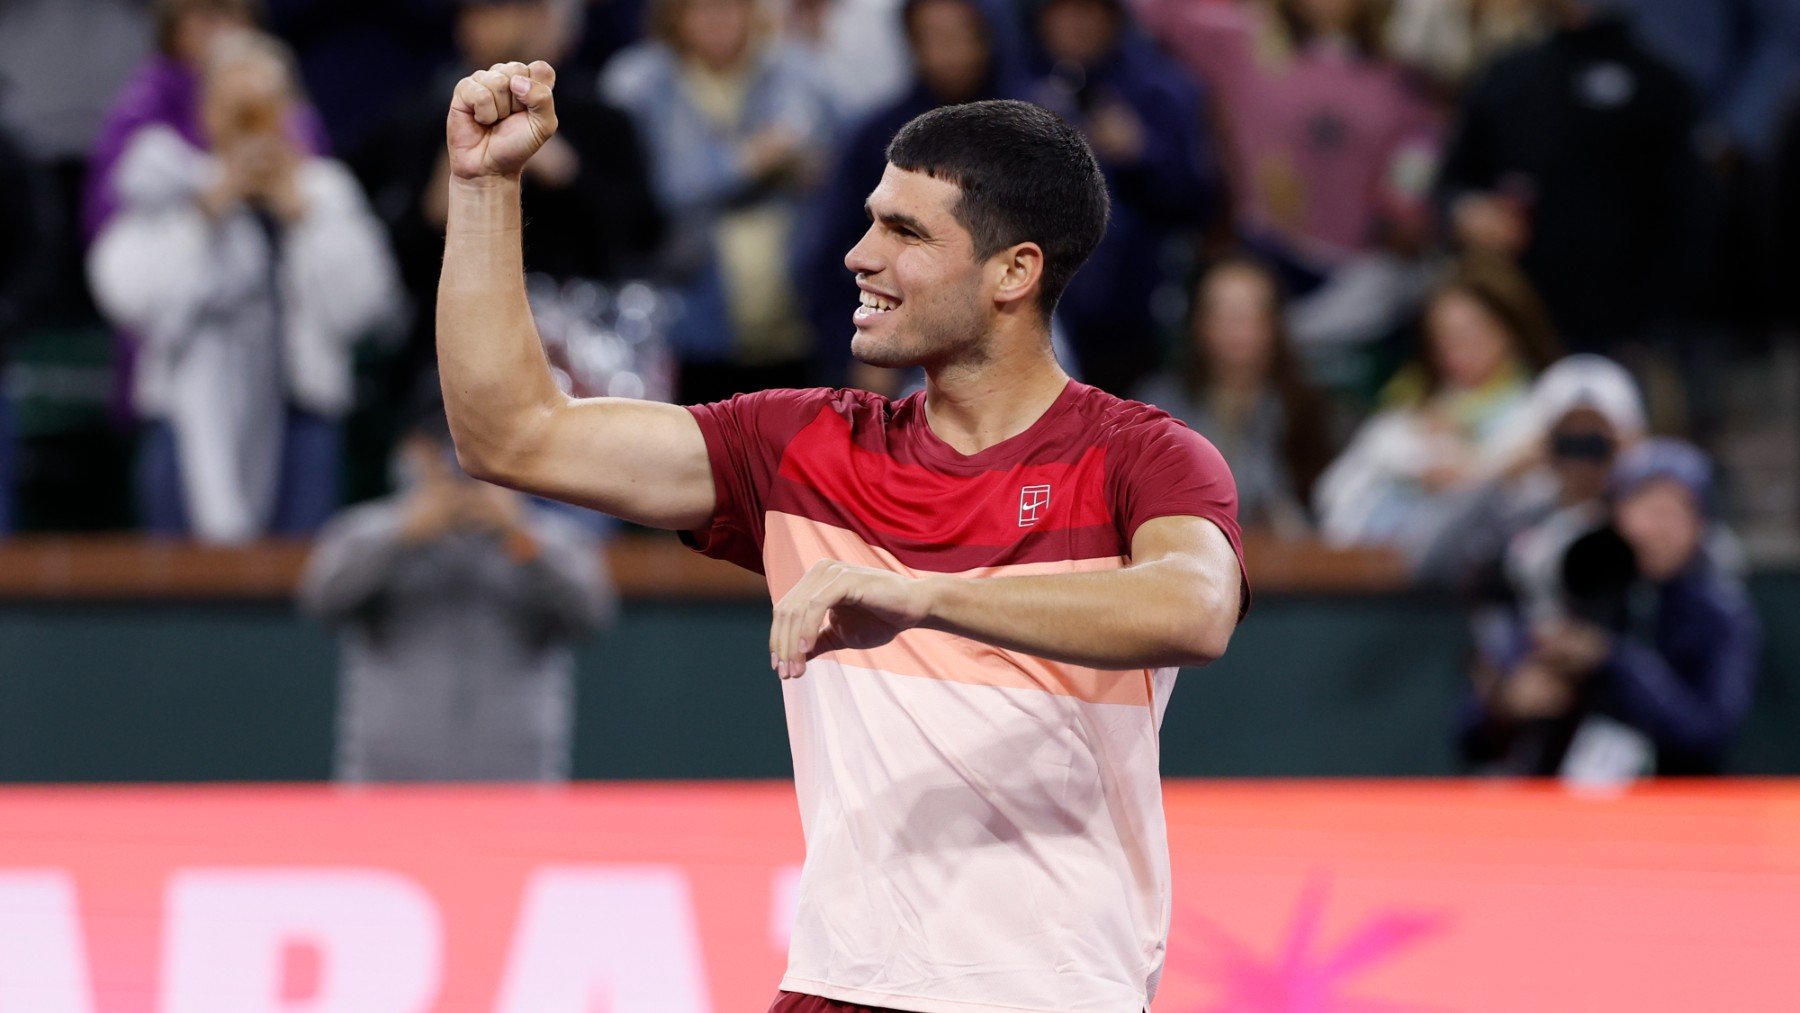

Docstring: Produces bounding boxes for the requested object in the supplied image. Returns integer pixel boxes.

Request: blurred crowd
[0,0,1795,782]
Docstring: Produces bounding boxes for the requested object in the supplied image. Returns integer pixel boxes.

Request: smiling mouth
[855,290,900,321]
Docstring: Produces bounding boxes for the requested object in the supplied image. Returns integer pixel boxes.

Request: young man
[438,60,1246,1012]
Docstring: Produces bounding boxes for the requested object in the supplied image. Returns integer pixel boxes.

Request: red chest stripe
[772,409,1115,549]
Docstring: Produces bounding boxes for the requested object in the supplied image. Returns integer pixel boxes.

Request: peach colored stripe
[763,511,1152,708]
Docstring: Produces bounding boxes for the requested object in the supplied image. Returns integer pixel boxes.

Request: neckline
[906,379,1083,473]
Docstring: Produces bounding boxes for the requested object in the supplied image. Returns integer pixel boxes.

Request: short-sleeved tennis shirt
[682,380,1245,1012]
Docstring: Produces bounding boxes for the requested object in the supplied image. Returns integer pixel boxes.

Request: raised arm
[770,515,1243,678]
[438,60,713,530]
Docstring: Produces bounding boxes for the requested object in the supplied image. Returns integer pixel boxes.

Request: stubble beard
[850,289,988,371]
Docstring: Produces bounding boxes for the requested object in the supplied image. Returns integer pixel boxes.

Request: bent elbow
[1176,622,1232,668]
[448,407,551,488]
[1167,589,1237,668]
[1196,622,1235,665]
[452,440,504,485]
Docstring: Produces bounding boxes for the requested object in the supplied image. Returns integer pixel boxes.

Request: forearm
[436,175,564,479]
[920,558,1237,670]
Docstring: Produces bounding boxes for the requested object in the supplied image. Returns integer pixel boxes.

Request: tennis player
[439,60,1247,1013]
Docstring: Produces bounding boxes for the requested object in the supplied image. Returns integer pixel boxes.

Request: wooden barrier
[0,533,1410,601]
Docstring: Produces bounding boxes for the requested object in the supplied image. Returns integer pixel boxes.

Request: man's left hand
[769,561,934,679]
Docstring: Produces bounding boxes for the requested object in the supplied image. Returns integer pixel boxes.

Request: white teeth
[859,291,897,312]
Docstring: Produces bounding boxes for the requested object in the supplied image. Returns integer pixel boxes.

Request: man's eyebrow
[863,200,931,237]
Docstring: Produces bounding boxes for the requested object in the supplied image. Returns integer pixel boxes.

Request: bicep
[503,396,716,531]
[1131,515,1243,628]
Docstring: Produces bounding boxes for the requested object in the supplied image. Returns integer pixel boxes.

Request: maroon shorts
[767,991,915,1013]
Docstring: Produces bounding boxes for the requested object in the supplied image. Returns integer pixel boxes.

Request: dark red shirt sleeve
[680,388,832,574]
[1107,411,1251,617]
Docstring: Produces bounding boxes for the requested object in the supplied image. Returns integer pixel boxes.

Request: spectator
[1416,353,1647,590]
[1135,256,1335,536]
[1024,0,1217,396]
[299,398,614,782]
[1434,0,1708,353]
[1137,0,1440,281]
[87,30,401,542]
[84,0,330,242]
[783,0,914,124]
[798,0,1023,387]
[1618,0,1800,158]
[356,0,665,394]
[0,119,63,535]
[0,0,149,167]
[603,0,838,404]
[1387,0,1548,88]
[1385,0,1548,95]
[1464,439,1761,780]
[1314,256,1557,549]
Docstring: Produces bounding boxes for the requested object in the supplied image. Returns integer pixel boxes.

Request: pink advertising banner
[0,780,1795,1011]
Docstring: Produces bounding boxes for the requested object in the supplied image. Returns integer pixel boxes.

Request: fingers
[452,60,556,130]
[452,75,502,127]
[770,562,845,680]
[487,62,530,115]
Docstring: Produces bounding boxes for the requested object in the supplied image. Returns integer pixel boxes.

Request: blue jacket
[1620,0,1800,155]
[1468,548,1763,775]
[1597,558,1762,773]
[1020,19,1218,394]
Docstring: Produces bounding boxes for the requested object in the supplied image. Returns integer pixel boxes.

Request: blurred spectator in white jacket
[1315,255,1558,551]
[88,29,400,543]
[1418,353,1649,595]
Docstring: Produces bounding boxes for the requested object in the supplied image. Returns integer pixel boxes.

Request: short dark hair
[885,100,1110,317]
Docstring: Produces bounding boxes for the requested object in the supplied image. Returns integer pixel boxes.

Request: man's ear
[990,242,1045,311]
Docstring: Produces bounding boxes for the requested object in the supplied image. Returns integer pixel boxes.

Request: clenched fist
[447,60,559,180]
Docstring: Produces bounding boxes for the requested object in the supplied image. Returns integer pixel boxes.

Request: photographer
[1465,439,1761,780]
[87,29,399,542]
[299,395,615,782]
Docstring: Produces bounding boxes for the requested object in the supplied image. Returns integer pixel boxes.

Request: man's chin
[849,333,922,370]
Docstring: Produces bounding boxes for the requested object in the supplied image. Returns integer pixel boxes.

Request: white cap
[1528,354,1647,440]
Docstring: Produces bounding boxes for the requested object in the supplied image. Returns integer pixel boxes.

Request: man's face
[909,0,989,104]
[843,164,993,369]
[1615,478,1704,582]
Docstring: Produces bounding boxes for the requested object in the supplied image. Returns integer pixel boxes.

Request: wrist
[914,574,955,632]
[447,174,524,232]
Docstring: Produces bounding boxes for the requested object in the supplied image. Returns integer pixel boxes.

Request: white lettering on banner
[0,872,95,1013]
[494,866,711,1013]
[158,868,442,1013]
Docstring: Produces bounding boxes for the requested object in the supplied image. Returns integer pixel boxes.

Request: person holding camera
[87,29,400,542]
[1464,437,1761,781]
[299,395,615,782]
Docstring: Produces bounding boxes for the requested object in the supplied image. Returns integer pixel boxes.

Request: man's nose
[845,224,884,277]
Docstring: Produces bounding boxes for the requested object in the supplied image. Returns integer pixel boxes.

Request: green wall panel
[0,576,1793,781]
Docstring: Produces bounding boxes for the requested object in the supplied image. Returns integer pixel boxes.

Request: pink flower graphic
[1168,876,1451,1013]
